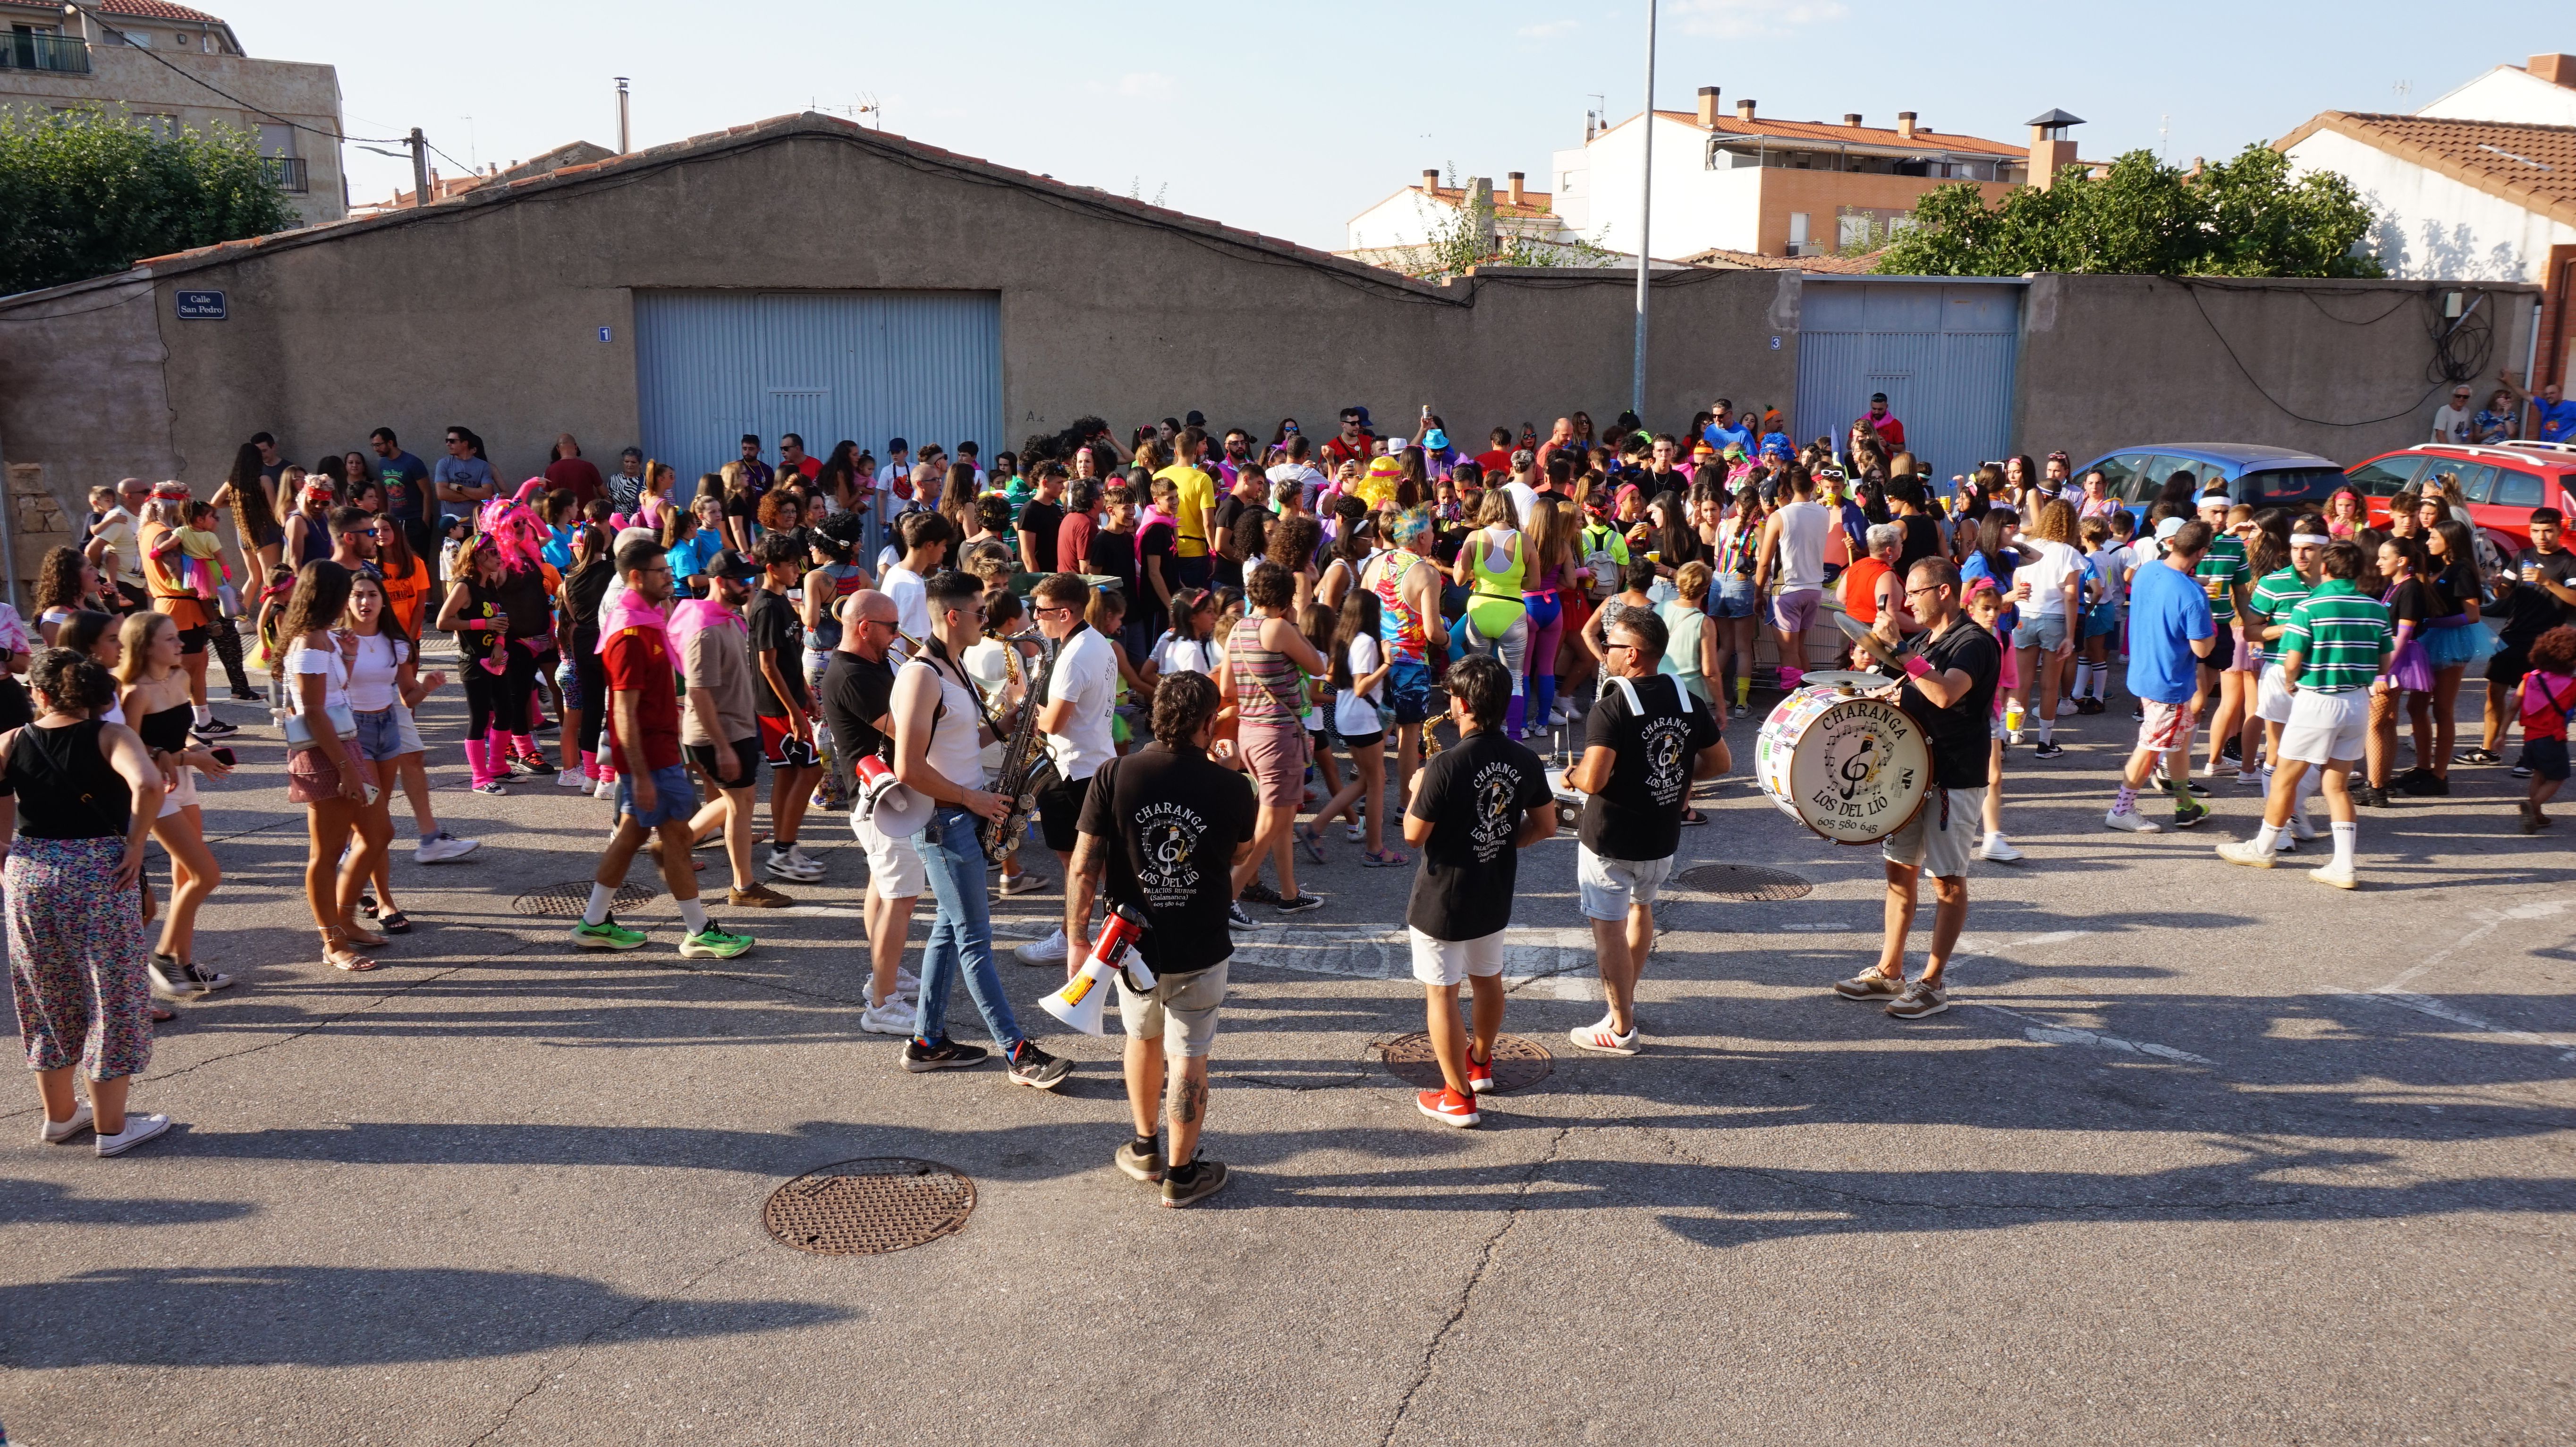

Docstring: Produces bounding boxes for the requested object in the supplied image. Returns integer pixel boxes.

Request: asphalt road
[2,655,2570,1446]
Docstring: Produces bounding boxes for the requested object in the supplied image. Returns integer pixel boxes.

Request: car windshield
[2342,458,2423,498]
[2242,467,2346,503]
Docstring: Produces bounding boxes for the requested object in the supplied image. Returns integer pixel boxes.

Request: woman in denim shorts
[1709,485,1765,717]
[341,572,441,936]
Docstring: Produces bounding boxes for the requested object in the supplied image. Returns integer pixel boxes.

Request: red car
[2343,442,2576,553]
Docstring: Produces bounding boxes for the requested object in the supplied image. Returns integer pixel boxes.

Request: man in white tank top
[1755,468,1832,689]
[889,569,1074,1088]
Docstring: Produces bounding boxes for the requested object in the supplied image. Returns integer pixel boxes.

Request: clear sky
[215,0,2569,250]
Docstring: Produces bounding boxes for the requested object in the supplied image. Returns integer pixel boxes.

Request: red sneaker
[1464,1048,1495,1094]
[1416,1087,1480,1128]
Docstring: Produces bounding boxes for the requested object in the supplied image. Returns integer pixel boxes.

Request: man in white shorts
[1564,612,1728,1055]
[2245,517,2328,843]
[818,590,920,1034]
[1402,657,1557,1127]
[2218,540,2392,888]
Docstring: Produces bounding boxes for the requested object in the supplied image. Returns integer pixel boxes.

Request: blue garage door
[634,290,1002,487]
[1795,281,2020,485]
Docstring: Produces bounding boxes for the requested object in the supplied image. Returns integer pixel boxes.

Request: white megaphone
[849,751,932,838]
[1040,903,1156,1036]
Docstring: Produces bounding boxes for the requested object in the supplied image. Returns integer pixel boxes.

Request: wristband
[1903,655,1933,679]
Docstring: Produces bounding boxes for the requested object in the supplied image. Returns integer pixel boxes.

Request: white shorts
[1409,927,1507,987]
[850,807,926,898]
[155,763,199,818]
[1577,846,1672,921]
[2254,662,2296,725]
[1882,783,1983,879]
[2279,688,2368,767]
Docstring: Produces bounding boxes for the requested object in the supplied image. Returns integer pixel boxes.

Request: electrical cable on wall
[2179,280,2494,429]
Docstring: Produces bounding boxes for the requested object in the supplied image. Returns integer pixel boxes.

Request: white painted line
[1971,1003,2214,1066]
[1778,922,1855,932]
[1224,923,1596,983]
[2322,984,2576,1058]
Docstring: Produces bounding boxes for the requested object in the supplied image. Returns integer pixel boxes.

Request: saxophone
[978,628,1060,867]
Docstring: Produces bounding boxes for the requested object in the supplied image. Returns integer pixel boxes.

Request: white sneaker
[997,871,1049,897]
[593,775,619,801]
[894,967,920,996]
[1976,833,2024,863]
[1548,704,1571,725]
[1568,1014,1640,1055]
[415,832,480,864]
[39,1102,93,1143]
[555,767,589,789]
[2103,807,2163,834]
[96,1113,172,1157]
[1015,928,1070,967]
[859,997,914,1035]
[2288,812,2318,842]
[2216,838,2277,869]
[764,848,822,882]
[2309,860,2358,890]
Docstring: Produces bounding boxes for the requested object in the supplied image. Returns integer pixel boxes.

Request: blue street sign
[175,290,226,320]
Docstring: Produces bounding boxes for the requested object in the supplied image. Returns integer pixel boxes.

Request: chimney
[1896,111,1917,139]
[1507,171,1526,207]
[1467,177,1497,255]
[1843,113,1862,128]
[2023,110,2084,189]
[1421,168,1441,193]
[1696,86,1721,127]
[2532,53,2576,88]
[1736,98,1757,123]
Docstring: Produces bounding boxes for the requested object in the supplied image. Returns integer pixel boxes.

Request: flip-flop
[1361,848,1410,868]
[376,910,413,935]
[1680,808,1708,826]
[1295,823,1327,866]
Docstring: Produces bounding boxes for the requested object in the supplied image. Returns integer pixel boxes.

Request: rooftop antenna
[615,76,630,153]
[2392,78,2412,109]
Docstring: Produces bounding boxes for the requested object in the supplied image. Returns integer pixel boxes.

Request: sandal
[151,1003,179,1023]
[1680,808,1708,826]
[1360,847,1410,868]
[375,909,413,935]
[1295,822,1328,866]
[339,922,389,948]
[322,932,379,973]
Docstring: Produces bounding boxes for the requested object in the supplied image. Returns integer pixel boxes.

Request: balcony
[1,31,91,73]
[262,155,309,193]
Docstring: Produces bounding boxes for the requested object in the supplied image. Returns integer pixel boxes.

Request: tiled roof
[4,111,1449,306]
[2275,111,2576,229]
[1407,182,1558,219]
[93,0,229,25]
[1682,247,1882,275]
[1648,110,2025,158]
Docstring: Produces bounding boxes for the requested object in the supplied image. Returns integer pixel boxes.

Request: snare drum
[1754,684,1932,844]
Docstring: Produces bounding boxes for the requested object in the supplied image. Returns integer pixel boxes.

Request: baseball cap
[707,549,762,581]
[2155,516,2186,542]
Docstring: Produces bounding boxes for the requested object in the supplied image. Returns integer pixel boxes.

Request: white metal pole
[1632,0,1657,422]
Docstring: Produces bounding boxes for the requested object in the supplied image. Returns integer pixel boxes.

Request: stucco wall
[2287,129,2576,282]
[2011,272,2540,468]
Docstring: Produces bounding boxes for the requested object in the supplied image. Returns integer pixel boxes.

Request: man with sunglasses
[1016,572,1120,971]
[822,588,922,1037]
[890,569,1074,1088]
[2433,385,2474,445]
[1832,557,2000,1021]
[1322,407,1375,475]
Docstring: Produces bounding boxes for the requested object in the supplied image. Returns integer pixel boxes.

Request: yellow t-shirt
[1160,463,1216,560]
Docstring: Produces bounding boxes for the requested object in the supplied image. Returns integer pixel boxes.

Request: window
[1837,212,1872,249]
[2243,468,2347,505]
[1788,212,1809,253]
[117,26,147,46]
[2344,457,2424,498]
[2491,468,2545,508]
[2431,463,2496,503]
[257,122,293,158]
[2093,451,2152,502]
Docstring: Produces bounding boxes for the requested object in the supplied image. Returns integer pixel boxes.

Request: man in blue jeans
[889,568,1074,1087]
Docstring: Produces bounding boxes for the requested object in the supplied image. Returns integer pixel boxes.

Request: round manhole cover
[763,1158,976,1255]
[1377,1033,1553,1093]
[1675,864,1813,902]
[512,880,658,919]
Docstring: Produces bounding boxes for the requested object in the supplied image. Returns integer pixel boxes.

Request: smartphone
[361,782,381,806]
[209,746,237,768]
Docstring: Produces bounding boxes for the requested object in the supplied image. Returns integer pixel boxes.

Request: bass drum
[1754,684,1932,845]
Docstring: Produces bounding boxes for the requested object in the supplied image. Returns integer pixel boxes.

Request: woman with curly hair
[33,546,108,646]
[7,645,170,1154]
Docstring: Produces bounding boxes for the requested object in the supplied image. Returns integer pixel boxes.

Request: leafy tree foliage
[1874,144,2384,279]
[0,107,294,296]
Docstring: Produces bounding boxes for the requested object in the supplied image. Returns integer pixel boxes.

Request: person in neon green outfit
[1450,490,1532,737]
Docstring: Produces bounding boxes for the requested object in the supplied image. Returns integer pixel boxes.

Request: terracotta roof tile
[1409,182,1558,219]
[1650,110,2025,158]
[2276,112,2576,230]
[1682,247,1882,274]
[94,0,228,25]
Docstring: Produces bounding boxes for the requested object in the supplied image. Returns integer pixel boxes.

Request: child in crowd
[1301,587,1399,865]
[1966,576,2025,864]
[2519,625,2576,833]
[1296,600,1344,819]
[2071,515,2126,714]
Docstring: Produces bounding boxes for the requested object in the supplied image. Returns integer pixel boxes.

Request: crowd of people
[11,399,2569,1194]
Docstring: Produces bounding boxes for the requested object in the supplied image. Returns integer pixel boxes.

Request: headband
[151,480,190,500]
[2291,532,2331,546]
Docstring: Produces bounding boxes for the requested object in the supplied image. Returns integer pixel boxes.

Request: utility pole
[616,77,631,153]
[408,128,429,207]
[1632,0,1658,422]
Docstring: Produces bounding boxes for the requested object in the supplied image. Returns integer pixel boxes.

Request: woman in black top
[5,647,170,1155]
[435,536,555,788]
[2366,534,2438,802]
[115,612,237,1000]
[554,523,615,787]
[2402,519,2496,796]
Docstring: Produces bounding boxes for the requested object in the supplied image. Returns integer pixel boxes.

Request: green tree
[0,105,295,296]
[1873,143,2383,279]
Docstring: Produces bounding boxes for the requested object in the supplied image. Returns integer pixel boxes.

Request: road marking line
[1226,924,1595,983]
[1970,1003,2214,1065]
[2323,984,2576,1058]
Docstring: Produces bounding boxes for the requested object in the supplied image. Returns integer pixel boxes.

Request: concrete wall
[2011,272,2541,468]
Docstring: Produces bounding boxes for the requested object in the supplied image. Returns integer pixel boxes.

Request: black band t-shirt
[1407,727,1554,941]
[820,650,895,794]
[1898,617,2002,789]
[1077,741,1257,976]
[1577,672,1721,862]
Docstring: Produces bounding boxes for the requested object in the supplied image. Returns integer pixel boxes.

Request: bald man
[821,589,919,1033]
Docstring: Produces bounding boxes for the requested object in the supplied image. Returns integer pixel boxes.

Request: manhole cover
[1377,1033,1553,1093]
[511,880,658,919]
[1674,864,1813,902]
[763,1158,976,1255]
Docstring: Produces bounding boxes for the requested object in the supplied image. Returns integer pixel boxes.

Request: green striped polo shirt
[2247,565,2313,665]
[2279,579,2392,693]
[2195,536,2250,623]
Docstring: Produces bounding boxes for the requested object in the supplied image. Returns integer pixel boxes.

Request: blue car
[2075,443,2348,513]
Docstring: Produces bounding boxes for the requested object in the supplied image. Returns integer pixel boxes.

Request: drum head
[1753,690,1931,845]
[1801,669,1897,692]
